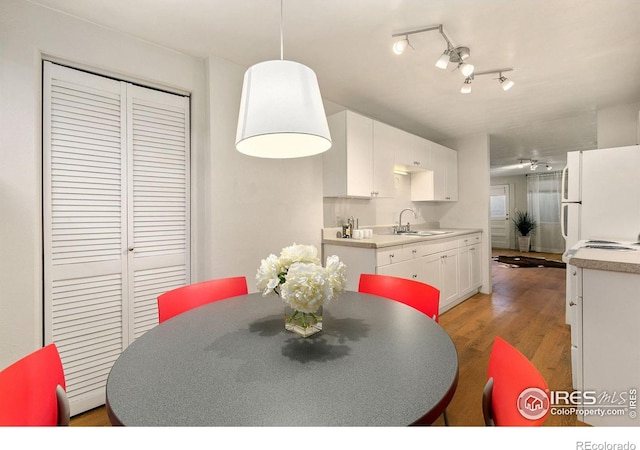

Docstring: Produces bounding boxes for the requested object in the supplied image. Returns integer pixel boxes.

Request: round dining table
[105,291,459,426]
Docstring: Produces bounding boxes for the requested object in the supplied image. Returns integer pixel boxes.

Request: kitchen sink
[381,230,453,237]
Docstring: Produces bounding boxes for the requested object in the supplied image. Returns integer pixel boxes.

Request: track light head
[392,36,410,55]
[435,49,450,69]
[459,62,475,77]
[461,77,473,94]
[499,74,514,91]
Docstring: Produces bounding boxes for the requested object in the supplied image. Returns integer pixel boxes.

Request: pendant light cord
[280,0,284,60]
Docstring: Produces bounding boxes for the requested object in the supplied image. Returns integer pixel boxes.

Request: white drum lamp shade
[236,60,332,158]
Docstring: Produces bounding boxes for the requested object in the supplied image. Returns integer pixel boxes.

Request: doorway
[490,184,511,249]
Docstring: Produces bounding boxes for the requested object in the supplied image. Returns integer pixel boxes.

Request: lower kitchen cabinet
[323,232,482,314]
[423,248,459,309]
[572,267,640,426]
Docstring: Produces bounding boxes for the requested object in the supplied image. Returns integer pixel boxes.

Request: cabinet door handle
[412,249,417,254]
[412,274,418,279]
[569,301,577,306]
[128,246,135,252]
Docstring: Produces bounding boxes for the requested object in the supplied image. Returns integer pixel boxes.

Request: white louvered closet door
[43,62,190,415]
[126,85,190,339]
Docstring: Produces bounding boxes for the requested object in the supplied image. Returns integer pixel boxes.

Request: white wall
[0,0,207,368]
[439,134,492,294]
[205,56,324,288]
[597,102,640,148]
[0,1,326,369]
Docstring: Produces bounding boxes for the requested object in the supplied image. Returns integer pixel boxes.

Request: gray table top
[106,291,459,426]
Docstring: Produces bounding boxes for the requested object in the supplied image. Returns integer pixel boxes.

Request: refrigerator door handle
[561,203,567,240]
[561,164,568,202]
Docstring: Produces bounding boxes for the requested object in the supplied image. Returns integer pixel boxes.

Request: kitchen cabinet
[394,132,431,172]
[458,234,482,297]
[579,268,640,426]
[323,231,482,314]
[372,121,399,197]
[323,110,373,197]
[422,245,459,309]
[411,143,458,202]
[323,110,394,198]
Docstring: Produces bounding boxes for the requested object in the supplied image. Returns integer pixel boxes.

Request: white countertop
[566,240,640,274]
[322,228,482,249]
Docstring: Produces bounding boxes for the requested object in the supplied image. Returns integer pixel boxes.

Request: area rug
[493,255,566,269]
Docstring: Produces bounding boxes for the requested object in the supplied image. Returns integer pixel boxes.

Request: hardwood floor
[70,248,582,427]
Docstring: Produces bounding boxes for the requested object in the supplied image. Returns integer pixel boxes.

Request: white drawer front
[376,246,403,266]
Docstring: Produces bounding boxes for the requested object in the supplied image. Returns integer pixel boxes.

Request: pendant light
[235,0,331,158]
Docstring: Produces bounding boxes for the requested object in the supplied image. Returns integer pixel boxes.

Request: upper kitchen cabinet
[371,121,396,198]
[411,143,458,202]
[323,110,394,198]
[394,132,431,172]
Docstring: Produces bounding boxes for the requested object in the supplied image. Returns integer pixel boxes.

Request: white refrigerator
[561,144,640,390]
[561,145,640,250]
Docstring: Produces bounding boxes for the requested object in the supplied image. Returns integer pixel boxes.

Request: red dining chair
[0,343,69,426]
[157,276,248,323]
[357,273,448,424]
[358,273,441,322]
[483,336,550,426]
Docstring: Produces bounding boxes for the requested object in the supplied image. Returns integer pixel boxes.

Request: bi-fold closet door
[43,61,190,415]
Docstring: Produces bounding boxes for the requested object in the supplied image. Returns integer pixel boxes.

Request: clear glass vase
[284,305,322,338]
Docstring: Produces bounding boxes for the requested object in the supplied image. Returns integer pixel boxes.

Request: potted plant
[512,210,537,252]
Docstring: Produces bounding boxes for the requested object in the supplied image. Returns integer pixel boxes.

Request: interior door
[490,184,511,249]
[44,62,190,415]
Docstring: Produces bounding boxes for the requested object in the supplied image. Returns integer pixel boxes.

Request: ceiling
[30,0,640,176]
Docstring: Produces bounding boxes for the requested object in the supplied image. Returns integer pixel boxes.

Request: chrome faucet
[396,208,417,233]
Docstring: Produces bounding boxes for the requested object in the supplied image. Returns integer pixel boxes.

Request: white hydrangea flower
[279,243,320,268]
[256,253,283,296]
[325,255,347,299]
[280,262,331,313]
[255,244,347,313]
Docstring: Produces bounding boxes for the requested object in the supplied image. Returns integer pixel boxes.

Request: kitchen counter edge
[568,247,640,275]
[322,228,483,249]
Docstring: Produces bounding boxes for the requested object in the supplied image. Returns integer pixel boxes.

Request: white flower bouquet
[256,243,346,335]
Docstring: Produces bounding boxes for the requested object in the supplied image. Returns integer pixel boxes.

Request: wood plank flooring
[70,248,582,427]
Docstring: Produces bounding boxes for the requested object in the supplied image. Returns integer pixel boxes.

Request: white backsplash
[323,172,443,228]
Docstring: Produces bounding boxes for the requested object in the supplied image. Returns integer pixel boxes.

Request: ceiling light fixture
[461,76,473,94]
[499,73,515,91]
[518,159,553,172]
[392,35,411,55]
[391,24,515,93]
[235,0,331,158]
[471,69,515,91]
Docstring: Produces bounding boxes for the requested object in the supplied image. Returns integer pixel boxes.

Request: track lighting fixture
[518,159,552,172]
[391,24,515,93]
